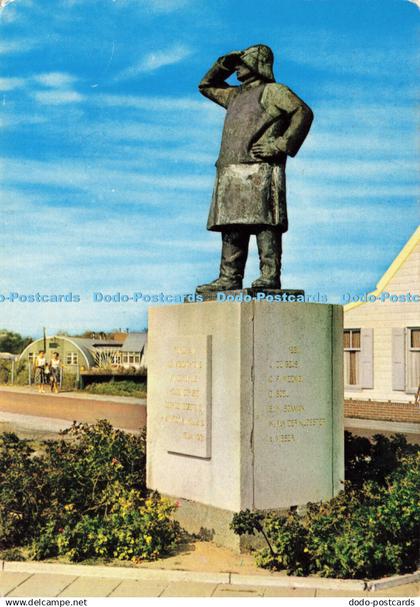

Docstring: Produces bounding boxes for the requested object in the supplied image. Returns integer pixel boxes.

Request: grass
[84,380,147,399]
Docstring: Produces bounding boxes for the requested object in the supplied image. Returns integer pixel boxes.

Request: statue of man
[196,45,313,293]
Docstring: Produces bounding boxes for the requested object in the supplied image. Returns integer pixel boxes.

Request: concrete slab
[367,571,420,591]
[231,572,365,591]
[213,584,264,597]
[147,301,344,550]
[263,586,316,597]
[109,579,168,597]
[0,572,32,597]
[316,589,370,597]
[375,582,420,597]
[3,561,230,584]
[59,577,121,597]
[161,581,218,597]
[6,573,76,597]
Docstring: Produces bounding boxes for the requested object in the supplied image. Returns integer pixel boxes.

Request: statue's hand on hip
[251,138,279,160]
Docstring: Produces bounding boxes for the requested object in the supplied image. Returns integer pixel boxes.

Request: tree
[0,330,32,354]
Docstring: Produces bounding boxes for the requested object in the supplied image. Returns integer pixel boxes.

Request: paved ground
[1,385,418,442]
[1,563,419,598]
[0,386,146,433]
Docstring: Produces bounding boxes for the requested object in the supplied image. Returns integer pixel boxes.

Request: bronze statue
[196,45,313,293]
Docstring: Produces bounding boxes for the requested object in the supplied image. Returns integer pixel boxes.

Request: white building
[344,227,419,408]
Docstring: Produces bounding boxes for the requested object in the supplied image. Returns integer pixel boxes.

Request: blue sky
[0,0,418,337]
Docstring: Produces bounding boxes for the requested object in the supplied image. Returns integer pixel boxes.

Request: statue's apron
[207,83,288,233]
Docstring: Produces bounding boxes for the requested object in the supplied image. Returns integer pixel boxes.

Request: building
[343,227,420,423]
[19,332,147,383]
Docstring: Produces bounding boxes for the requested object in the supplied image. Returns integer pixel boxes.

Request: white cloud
[99,93,206,111]
[0,38,37,54]
[281,36,416,77]
[0,77,25,91]
[142,0,191,12]
[0,156,213,192]
[64,0,192,13]
[293,158,417,181]
[33,72,77,88]
[117,43,192,79]
[0,113,47,129]
[33,90,84,105]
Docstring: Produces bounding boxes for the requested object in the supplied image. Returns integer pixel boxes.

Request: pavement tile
[6,573,77,597]
[161,581,218,597]
[0,572,33,597]
[109,580,168,597]
[371,582,420,597]
[263,586,316,597]
[59,576,121,597]
[315,589,370,597]
[212,584,264,597]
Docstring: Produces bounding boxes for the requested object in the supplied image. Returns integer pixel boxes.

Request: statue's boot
[196,230,250,293]
[251,228,282,289]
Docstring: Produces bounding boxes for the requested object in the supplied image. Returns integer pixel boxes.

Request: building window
[344,329,360,386]
[407,328,420,392]
[122,352,141,364]
[66,352,78,365]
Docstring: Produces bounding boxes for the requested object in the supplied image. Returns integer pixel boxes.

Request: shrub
[232,434,420,579]
[0,433,49,548]
[0,421,181,562]
[61,372,78,391]
[84,380,146,399]
[31,491,180,563]
[345,431,418,486]
[42,420,147,518]
[0,362,10,383]
[14,361,30,386]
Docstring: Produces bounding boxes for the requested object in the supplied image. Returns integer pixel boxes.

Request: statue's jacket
[199,58,313,233]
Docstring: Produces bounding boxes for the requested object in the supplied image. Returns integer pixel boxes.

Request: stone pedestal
[146,301,344,550]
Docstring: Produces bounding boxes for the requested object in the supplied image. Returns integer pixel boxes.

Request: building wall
[344,399,419,423]
[21,337,89,374]
[344,240,419,406]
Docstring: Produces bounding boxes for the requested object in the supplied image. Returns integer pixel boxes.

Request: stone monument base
[147,301,344,551]
[169,495,293,551]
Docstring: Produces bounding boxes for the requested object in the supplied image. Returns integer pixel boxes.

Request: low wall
[345,399,419,424]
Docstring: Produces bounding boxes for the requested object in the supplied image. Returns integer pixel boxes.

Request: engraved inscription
[162,335,211,459]
[265,344,327,445]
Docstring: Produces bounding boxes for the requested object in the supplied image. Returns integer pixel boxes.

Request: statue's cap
[240,44,275,82]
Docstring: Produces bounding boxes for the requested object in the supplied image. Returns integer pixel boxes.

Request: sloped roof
[0,352,18,360]
[19,336,96,367]
[120,332,147,353]
[345,226,420,312]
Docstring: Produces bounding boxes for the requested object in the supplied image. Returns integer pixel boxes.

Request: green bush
[232,434,420,579]
[31,490,180,562]
[0,433,49,547]
[13,361,30,386]
[61,372,78,391]
[345,431,418,486]
[84,380,146,399]
[0,362,10,383]
[0,421,181,563]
